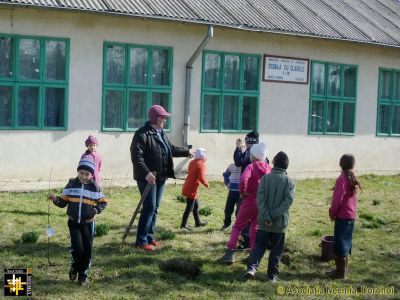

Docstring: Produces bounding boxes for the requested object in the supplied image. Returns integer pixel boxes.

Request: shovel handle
[121,173,156,244]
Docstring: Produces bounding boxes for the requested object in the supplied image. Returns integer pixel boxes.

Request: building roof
[1,0,400,48]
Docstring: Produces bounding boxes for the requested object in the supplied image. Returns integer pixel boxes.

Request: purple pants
[226,200,258,250]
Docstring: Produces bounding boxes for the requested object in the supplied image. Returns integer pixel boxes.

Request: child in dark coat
[244,151,295,282]
[48,158,108,286]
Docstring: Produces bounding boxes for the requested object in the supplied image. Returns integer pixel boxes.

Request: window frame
[200,50,260,133]
[101,42,173,132]
[308,60,357,136]
[376,67,400,137]
[0,34,69,130]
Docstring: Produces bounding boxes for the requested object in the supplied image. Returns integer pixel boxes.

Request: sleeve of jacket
[257,176,268,223]
[53,196,69,208]
[199,161,209,188]
[130,132,151,176]
[239,164,252,195]
[53,180,73,208]
[268,178,295,219]
[170,144,190,157]
[223,167,231,186]
[93,185,108,214]
[233,147,245,167]
[329,176,346,219]
[94,196,107,214]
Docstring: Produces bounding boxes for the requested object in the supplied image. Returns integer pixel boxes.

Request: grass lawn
[1,174,399,299]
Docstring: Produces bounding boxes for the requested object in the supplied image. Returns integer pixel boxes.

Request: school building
[0,0,399,189]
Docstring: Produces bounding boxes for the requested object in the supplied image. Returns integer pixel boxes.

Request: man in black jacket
[130,105,193,251]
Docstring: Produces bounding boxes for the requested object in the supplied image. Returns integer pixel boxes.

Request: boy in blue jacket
[48,158,108,286]
[221,162,242,231]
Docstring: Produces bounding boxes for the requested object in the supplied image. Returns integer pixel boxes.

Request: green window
[377,68,400,136]
[200,51,260,132]
[308,61,357,135]
[0,35,69,130]
[102,43,173,131]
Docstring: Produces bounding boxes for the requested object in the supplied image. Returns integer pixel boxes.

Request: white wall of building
[0,7,399,189]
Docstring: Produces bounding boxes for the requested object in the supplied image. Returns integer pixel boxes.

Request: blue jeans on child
[334,218,354,257]
[135,179,166,246]
[247,230,285,279]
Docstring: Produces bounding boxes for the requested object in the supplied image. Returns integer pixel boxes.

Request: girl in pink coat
[219,142,271,264]
[81,135,102,185]
[327,154,361,279]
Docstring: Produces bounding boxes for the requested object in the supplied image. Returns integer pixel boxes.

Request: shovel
[121,176,155,244]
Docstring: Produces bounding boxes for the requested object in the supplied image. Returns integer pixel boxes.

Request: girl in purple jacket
[81,135,102,185]
[327,154,361,279]
[219,142,271,264]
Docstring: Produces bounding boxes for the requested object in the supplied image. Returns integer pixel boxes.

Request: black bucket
[319,235,334,261]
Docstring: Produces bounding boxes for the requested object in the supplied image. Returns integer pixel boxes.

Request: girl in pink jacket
[219,142,271,264]
[81,135,102,185]
[327,154,361,279]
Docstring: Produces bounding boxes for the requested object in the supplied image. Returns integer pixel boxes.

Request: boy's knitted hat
[273,151,289,170]
[194,148,207,160]
[85,135,98,146]
[77,158,95,175]
[148,105,171,123]
[245,130,259,144]
[250,142,268,161]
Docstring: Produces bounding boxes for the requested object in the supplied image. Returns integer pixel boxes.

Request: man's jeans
[135,179,166,246]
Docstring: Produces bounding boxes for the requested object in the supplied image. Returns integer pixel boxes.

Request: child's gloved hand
[236,138,243,148]
[89,208,98,218]
[48,194,57,202]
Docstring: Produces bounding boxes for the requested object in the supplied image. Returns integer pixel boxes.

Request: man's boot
[219,249,235,264]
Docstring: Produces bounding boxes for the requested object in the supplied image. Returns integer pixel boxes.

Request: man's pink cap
[148,105,171,123]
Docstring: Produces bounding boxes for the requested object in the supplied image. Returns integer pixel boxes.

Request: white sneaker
[243,269,256,280]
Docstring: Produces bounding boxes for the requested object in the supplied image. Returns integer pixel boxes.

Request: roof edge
[0,2,399,49]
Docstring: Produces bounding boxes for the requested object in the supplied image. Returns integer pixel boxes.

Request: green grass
[1,175,399,299]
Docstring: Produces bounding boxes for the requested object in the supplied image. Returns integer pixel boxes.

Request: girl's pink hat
[85,135,98,146]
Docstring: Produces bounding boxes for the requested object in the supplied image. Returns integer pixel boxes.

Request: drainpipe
[184,25,214,146]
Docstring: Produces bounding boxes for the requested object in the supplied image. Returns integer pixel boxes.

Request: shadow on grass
[1,242,67,269]
[0,209,49,216]
[1,241,67,254]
